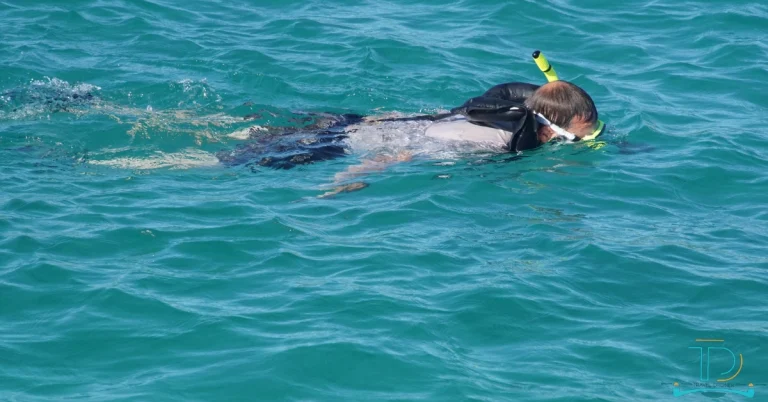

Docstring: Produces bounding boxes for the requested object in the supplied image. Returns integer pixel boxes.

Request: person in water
[423,79,601,149]
[525,80,602,142]
[215,79,603,171]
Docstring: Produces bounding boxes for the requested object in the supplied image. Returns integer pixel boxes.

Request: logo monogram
[673,339,754,398]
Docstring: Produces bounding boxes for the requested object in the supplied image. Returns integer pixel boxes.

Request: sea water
[1,0,767,400]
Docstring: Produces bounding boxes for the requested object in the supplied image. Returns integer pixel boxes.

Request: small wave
[168,78,223,107]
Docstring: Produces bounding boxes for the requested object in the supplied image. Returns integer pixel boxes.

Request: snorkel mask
[533,111,605,142]
[531,50,606,142]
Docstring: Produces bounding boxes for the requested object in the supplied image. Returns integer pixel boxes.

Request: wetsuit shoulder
[447,82,542,152]
[450,82,539,118]
[481,82,540,103]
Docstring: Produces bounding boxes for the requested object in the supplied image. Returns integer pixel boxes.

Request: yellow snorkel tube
[531,50,605,141]
[532,50,559,83]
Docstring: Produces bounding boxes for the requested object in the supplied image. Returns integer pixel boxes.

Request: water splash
[0,77,100,120]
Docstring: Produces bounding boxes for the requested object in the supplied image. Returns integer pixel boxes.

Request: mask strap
[533,112,577,141]
[581,120,605,141]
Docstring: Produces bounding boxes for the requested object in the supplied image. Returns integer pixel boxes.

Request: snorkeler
[2,50,605,178]
[215,79,603,171]
[424,79,602,149]
[216,50,605,171]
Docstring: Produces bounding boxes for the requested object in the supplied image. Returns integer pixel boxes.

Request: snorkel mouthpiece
[532,50,559,83]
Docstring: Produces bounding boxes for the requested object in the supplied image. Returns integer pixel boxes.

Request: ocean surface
[1,0,767,400]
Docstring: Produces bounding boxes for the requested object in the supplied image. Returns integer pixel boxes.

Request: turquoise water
[2,0,767,400]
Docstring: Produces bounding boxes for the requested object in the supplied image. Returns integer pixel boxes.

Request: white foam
[0,77,102,120]
[29,77,101,94]
[88,148,220,170]
[227,125,265,140]
[227,128,252,140]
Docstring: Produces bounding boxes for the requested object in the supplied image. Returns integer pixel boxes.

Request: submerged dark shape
[616,140,655,154]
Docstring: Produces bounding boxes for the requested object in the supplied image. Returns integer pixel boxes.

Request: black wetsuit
[215,113,363,170]
[217,82,541,170]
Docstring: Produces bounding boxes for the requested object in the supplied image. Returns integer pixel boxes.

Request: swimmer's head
[524,80,598,142]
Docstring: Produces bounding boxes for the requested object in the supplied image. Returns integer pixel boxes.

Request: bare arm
[318,151,413,198]
[333,151,413,183]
